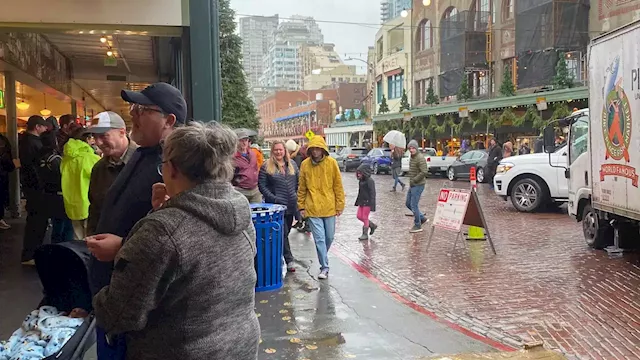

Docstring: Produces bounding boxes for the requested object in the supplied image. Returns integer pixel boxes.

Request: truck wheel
[582,204,613,249]
[510,178,544,212]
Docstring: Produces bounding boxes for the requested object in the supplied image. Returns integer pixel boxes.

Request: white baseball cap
[86,111,126,134]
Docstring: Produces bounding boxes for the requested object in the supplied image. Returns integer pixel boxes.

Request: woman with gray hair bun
[93,121,260,360]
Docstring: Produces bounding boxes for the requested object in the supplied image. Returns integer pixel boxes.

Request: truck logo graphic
[600,56,638,187]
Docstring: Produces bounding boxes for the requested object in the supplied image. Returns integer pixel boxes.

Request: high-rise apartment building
[239,15,279,102]
[260,16,324,91]
[381,0,411,22]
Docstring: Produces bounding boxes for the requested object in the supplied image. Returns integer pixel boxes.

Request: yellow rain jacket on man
[297,136,345,217]
[61,138,100,220]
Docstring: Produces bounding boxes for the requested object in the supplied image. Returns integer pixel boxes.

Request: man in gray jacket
[406,140,428,233]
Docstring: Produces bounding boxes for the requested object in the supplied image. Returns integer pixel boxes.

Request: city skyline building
[239,14,279,103]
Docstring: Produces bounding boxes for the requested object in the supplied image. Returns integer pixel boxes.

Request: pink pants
[356,206,371,227]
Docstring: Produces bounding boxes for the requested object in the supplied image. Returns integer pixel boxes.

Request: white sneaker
[317,269,329,280]
[0,220,11,230]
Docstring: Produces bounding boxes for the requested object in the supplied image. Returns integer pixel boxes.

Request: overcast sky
[231,0,380,74]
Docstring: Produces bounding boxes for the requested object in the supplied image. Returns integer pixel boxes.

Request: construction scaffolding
[439,9,491,97]
[515,0,590,89]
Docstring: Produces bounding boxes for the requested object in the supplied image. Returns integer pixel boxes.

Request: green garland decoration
[550,103,571,121]
[470,110,493,129]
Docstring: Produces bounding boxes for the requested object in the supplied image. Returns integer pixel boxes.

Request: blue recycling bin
[251,203,287,292]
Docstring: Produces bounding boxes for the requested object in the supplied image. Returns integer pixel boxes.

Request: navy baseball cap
[121,82,187,124]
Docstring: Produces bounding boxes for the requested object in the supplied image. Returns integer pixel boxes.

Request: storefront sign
[536,97,548,111]
[426,188,497,255]
[458,106,469,118]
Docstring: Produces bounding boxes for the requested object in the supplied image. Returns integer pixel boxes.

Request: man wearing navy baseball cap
[85,82,187,360]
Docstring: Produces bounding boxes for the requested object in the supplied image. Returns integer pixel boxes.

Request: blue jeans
[96,327,127,360]
[50,218,74,244]
[405,185,426,227]
[307,216,336,271]
[392,168,405,189]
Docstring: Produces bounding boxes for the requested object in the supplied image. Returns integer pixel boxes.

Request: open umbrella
[383,130,406,149]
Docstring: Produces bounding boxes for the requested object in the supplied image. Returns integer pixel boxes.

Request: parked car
[446,150,488,182]
[361,148,392,174]
[401,148,436,176]
[427,152,458,176]
[337,147,369,172]
[493,146,569,212]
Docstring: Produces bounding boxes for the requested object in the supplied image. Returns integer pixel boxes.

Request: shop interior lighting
[40,94,51,117]
[16,84,29,110]
[100,36,107,43]
[17,101,29,110]
[423,0,431,5]
[401,9,409,17]
[106,50,113,57]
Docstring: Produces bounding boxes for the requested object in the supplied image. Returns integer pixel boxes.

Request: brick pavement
[330,173,640,360]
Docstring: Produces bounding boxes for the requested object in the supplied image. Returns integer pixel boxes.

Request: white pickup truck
[493,144,570,212]
[401,147,457,176]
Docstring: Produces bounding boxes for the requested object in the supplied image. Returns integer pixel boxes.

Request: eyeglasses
[157,160,169,176]
[130,104,165,116]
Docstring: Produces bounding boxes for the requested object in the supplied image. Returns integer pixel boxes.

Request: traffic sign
[305,130,315,141]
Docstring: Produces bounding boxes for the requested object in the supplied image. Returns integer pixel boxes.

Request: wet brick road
[331,173,640,360]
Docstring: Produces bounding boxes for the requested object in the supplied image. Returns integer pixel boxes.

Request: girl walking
[355,164,377,241]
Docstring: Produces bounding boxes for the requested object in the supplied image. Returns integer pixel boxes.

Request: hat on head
[121,82,187,124]
[26,115,47,129]
[86,111,126,134]
[407,139,419,149]
[235,129,251,139]
[285,139,298,153]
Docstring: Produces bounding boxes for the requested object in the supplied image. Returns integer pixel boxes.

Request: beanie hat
[285,139,298,153]
[407,139,419,149]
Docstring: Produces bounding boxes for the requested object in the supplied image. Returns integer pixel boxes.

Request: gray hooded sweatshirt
[93,181,260,360]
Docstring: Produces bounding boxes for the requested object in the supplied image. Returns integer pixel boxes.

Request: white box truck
[544,20,640,252]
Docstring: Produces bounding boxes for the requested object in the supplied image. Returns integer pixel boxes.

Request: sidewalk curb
[330,247,519,353]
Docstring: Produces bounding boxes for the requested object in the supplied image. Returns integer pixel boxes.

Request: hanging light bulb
[423,0,431,5]
[106,50,113,57]
[401,9,409,17]
[16,101,30,110]
[16,83,30,110]
[40,93,51,117]
[100,36,107,43]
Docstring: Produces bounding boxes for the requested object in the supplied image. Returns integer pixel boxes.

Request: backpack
[38,152,62,194]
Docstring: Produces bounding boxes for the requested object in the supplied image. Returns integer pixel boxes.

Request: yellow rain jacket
[61,138,100,220]
[297,136,345,217]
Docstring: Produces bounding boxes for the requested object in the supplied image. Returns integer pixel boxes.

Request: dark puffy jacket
[488,144,503,167]
[354,164,376,211]
[19,132,43,190]
[258,160,299,215]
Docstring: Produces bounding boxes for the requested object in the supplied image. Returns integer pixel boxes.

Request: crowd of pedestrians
[1,79,435,359]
